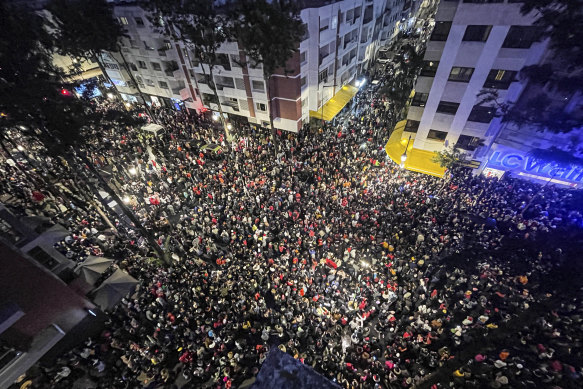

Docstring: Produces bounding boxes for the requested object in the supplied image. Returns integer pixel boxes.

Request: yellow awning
[309,85,359,121]
[385,120,446,177]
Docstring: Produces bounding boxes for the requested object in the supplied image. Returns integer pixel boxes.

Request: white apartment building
[103,0,410,132]
[403,0,547,160]
[301,0,407,128]
[102,5,203,112]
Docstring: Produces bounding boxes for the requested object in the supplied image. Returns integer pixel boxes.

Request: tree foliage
[480,0,583,133]
[47,0,123,61]
[0,1,167,261]
[148,0,232,137]
[233,0,305,77]
[432,147,466,170]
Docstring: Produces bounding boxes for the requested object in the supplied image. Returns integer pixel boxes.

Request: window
[136,76,145,88]
[300,51,307,65]
[502,26,541,49]
[319,18,329,32]
[202,93,218,104]
[363,5,373,24]
[215,75,234,89]
[252,80,265,93]
[430,22,452,41]
[151,62,162,71]
[194,73,207,83]
[164,60,179,76]
[467,105,495,123]
[483,69,517,89]
[164,40,172,50]
[256,102,267,111]
[215,54,231,70]
[436,101,460,115]
[235,78,245,90]
[128,63,138,71]
[300,76,307,89]
[318,68,328,83]
[404,119,420,133]
[230,54,242,68]
[146,79,155,87]
[134,17,144,27]
[118,17,128,25]
[456,135,483,151]
[420,61,439,77]
[463,25,492,42]
[411,92,429,107]
[427,130,448,142]
[138,60,147,69]
[448,67,474,82]
[159,81,169,89]
[103,62,119,70]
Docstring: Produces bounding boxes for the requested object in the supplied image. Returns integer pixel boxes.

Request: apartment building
[481,71,583,188]
[399,0,548,168]
[300,0,406,130]
[103,0,407,132]
[101,5,204,112]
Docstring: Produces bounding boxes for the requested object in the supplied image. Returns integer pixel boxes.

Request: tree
[47,0,156,121]
[0,1,167,262]
[233,0,305,137]
[432,146,466,170]
[479,0,583,133]
[149,0,232,140]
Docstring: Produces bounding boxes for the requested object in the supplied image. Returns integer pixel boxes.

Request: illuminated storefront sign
[487,149,583,188]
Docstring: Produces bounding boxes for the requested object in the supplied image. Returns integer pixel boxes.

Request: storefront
[483,144,583,189]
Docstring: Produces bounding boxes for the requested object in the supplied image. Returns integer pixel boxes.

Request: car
[377,49,394,64]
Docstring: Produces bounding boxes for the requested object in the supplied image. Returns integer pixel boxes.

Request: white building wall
[107,1,403,130]
[407,0,547,159]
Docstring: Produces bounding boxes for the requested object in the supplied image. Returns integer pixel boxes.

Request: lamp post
[400,135,412,168]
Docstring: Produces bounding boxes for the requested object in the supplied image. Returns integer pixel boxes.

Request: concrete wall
[408,0,547,159]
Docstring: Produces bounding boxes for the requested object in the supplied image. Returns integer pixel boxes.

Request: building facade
[104,0,411,132]
[403,0,547,160]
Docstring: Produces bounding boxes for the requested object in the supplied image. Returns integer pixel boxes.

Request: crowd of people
[2,55,583,389]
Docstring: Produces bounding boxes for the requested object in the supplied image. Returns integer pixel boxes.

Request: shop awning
[385,120,446,177]
[309,85,359,121]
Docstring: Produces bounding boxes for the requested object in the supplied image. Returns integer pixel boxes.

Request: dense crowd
[2,62,583,389]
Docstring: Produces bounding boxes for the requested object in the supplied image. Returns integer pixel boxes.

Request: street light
[17,145,24,151]
[400,135,412,168]
[227,123,232,130]
[122,195,131,204]
[129,167,137,175]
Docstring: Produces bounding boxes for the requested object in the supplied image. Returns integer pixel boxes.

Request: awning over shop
[385,120,446,177]
[91,269,138,311]
[309,85,359,121]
